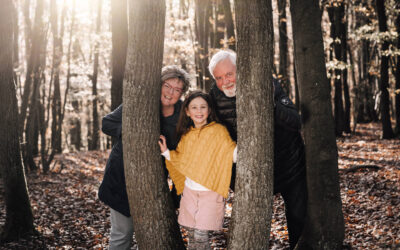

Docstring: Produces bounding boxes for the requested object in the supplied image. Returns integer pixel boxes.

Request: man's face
[161,78,184,107]
[213,59,237,97]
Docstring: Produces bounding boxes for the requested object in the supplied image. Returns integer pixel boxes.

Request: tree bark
[213,0,225,49]
[375,0,394,139]
[395,3,400,135]
[89,0,102,150]
[278,0,290,94]
[222,0,235,51]
[228,0,274,249]
[194,0,212,91]
[49,0,64,155]
[327,3,346,136]
[23,0,46,171]
[111,0,128,111]
[0,0,35,242]
[122,0,184,248]
[290,0,344,248]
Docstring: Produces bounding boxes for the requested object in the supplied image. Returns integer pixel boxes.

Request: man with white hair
[209,50,307,249]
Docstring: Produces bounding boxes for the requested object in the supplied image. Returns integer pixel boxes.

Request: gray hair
[208,50,236,79]
[161,65,191,94]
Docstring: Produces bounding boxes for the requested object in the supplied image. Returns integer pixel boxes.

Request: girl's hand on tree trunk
[158,135,167,153]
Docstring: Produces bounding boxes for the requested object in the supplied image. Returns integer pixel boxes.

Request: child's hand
[158,135,167,153]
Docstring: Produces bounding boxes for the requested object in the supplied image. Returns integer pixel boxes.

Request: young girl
[159,91,237,249]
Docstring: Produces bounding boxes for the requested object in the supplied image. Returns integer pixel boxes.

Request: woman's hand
[158,135,168,153]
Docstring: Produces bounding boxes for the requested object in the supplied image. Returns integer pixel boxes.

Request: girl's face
[185,97,210,128]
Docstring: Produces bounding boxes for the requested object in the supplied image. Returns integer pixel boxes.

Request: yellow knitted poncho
[166,122,236,198]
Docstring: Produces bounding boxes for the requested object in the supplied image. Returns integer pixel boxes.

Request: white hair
[208,50,236,79]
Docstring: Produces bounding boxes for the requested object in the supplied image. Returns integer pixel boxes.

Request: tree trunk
[194,0,212,91]
[290,0,344,248]
[228,0,274,249]
[12,1,19,91]
[375,0,394,139]
[19,0,34,136]
[222,0,235,51]
[49,0,64,155]
[327,4,346,136]
[23,0,46,171]
[89,0,102,150]
[395,4,400,135]
[278,0,290,94]
[213,0,225,49]
[69,100,82,151]
[122,0,184,248]
[111,0,128,111]
[0,0,36,241]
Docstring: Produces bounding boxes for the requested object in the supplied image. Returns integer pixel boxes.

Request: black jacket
[98,101,182,217]
[209,79,305,193]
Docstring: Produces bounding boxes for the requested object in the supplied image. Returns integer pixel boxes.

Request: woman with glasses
[98,65,190,250]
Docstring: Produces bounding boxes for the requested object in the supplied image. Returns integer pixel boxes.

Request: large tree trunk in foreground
[290,0,344,249]
[0,0,35,242]
[122,0,184,248]
[228,0,274,249]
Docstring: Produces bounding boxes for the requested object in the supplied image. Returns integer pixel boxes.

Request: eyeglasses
[162,82,183,95]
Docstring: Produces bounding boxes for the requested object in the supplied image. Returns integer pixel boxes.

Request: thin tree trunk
[123,0,184,248]
[23,0,45,171]
[194,0,212,91]
[19,0,33,136]
[228,0,274,248]
[278,0,290,94]
[222,0,235,51]
[290,0,344,248]
[214,0,225,49]
[50,0,64,155]
[69,100,82,151]
[328,4,346,136]
[0,0,36,242]
[375,0,394,139]
[89,0,102,150]
[111,0,128,111]
[395,5,400,135]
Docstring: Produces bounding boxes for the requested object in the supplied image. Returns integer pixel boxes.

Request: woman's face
[161,78,184,107]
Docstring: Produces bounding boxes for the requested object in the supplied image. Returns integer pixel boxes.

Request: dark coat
[209,79,306,193]
[98,101,182,217]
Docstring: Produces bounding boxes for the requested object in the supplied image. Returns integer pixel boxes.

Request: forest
[0,0,399,249]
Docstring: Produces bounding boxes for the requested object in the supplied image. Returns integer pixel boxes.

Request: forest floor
[0,122,399,249]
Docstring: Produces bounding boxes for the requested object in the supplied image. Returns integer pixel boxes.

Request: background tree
[278,0,290,93]
[327,1,350,136]
[0,0,35,242]
[222,0,235,51]
[122,0,184,248]
[394,2,400,135]
[89,0,102,150]
[49,0,65,155]
[290,0,344,248]
[21,0,46,171]
[375,0,394,139]
[111,0,128,111]
[228,0,274,248]
[194,0,212,91]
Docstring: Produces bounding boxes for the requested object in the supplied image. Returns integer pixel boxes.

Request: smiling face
[213,58,237,97]
[160,78,184,107]
[185,97,210,128]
